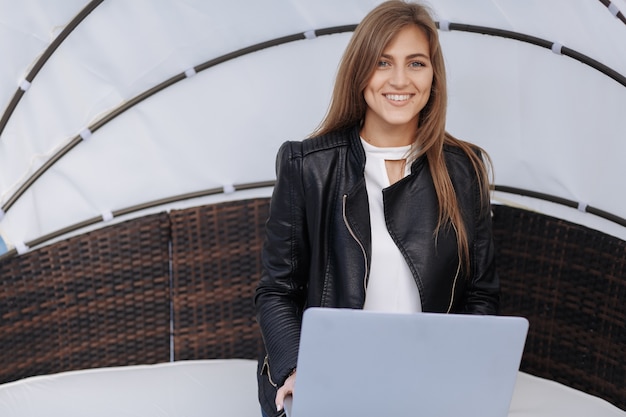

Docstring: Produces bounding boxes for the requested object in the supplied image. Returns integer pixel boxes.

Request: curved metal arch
[493,185,626,228]
[0,0,105,138]
[1,20,625,232]
[440,22,626,88]
[0,180,275,262]
[1,180,624,263]
[0,25,357,214]
[598,0,626,25]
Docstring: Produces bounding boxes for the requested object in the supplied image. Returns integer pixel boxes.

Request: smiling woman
[253,1,499,416]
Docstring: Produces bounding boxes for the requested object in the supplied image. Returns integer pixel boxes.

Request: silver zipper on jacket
[446,255,461,314]
[261,355,287,416]
[261,354,278,388]
[446,224,462,314]
[342,194,369,290]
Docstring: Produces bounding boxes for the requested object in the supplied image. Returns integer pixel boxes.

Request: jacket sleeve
[463,156,500,315]
[254,140,310,387]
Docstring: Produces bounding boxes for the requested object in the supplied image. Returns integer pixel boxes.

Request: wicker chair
[0,213,172,384]
[492,204,626,410]
[1,197,624,411]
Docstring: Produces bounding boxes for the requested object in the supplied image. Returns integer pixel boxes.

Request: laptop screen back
[289,308,528,417]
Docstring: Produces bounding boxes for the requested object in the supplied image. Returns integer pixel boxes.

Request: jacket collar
[348,125,367,170]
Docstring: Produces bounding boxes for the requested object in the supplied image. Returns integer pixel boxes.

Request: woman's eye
[377,61,391,68]
[409,61,425,68]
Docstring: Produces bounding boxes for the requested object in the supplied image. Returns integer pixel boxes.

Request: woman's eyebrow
[381,52,430,60]
[406,53,430,60]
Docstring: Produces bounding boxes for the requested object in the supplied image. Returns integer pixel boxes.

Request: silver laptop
[285,307,528,417]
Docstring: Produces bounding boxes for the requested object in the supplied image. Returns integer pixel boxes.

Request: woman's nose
[389,67,409,88]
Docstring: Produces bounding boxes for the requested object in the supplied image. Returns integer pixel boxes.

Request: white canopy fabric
[1,0,625,254]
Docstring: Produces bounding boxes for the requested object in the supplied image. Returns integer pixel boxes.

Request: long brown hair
[311,0,492,273]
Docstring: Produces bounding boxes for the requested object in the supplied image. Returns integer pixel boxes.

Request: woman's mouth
[385,94,412,102]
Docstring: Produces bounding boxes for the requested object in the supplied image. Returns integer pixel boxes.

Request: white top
[360,138,422,313]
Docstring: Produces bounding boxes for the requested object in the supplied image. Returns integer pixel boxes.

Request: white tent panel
[1,0,626,251]
[0,0,90,109]
[444,30,626,224]
[0,33,350,245]
[0,0,377,224]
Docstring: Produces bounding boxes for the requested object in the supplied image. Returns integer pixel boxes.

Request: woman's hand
[275,370,297,412]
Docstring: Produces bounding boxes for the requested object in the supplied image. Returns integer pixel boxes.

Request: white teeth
[386,94,411,101]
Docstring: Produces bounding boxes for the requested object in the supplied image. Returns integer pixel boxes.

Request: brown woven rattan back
[170,199,268,361]
[0,212,171,384]
[1,198,624,410]
[493,204,626,410]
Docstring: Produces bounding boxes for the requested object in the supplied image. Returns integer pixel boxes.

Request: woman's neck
[360,119,417,147]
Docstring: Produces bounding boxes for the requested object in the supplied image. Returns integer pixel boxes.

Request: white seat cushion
[0,361,623,417]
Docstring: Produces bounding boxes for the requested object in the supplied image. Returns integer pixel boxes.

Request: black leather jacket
[254,126,499,416]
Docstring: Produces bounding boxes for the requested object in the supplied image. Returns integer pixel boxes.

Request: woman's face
[363,25,433,136]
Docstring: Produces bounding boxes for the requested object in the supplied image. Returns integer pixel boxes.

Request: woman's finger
[275,372,297,411]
